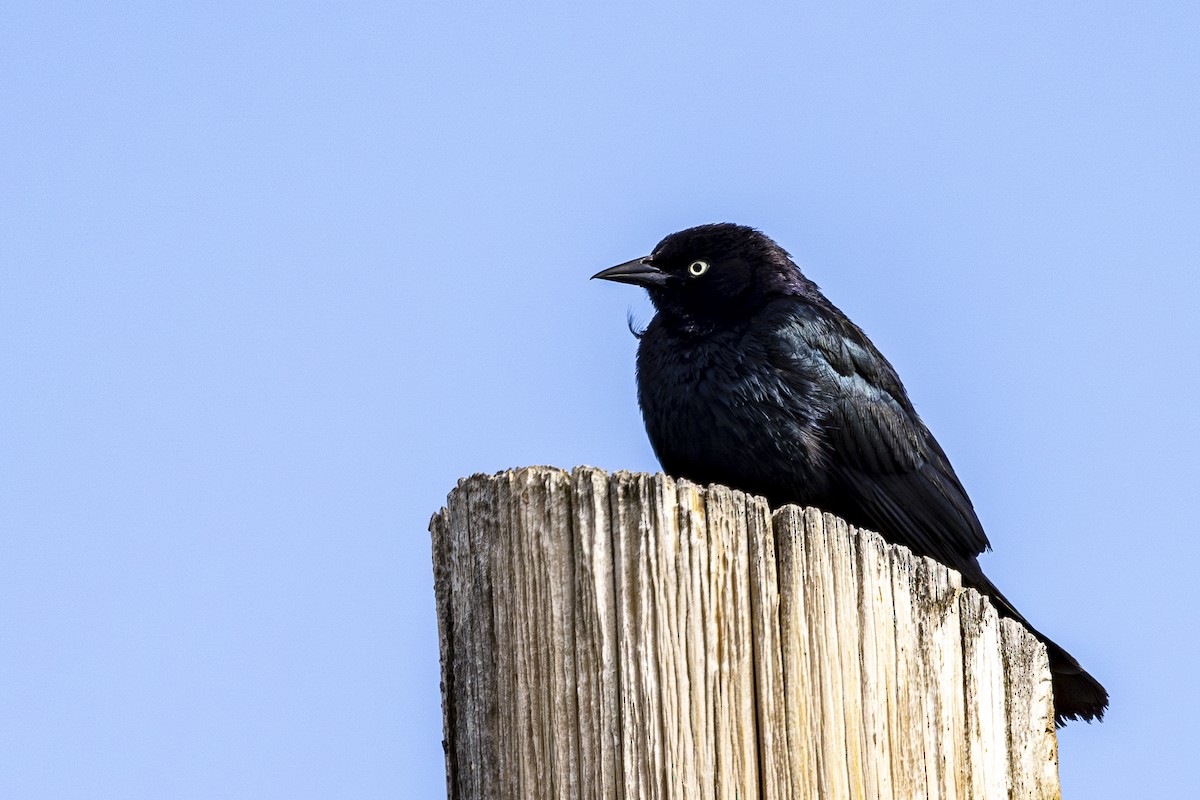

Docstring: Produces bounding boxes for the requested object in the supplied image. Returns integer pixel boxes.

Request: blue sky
[3,3,1197,797]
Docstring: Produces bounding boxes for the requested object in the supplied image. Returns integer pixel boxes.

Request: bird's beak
[591,257,670,288]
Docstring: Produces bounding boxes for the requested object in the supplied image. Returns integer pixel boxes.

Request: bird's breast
[635,322,826,501]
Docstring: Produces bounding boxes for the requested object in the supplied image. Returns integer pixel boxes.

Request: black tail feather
[963,571,1108,725]
[1042,637,1109,725]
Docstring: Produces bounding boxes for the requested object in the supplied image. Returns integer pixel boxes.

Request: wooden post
[430,467,1060,800]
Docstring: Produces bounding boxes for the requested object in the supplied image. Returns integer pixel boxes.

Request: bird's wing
[769,304,991,568]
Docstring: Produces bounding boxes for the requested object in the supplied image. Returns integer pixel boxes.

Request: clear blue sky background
[3,3,1197,797]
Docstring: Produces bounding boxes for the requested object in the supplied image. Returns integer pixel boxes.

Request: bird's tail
[967,574,1108,726]
[1038,636,1110,726]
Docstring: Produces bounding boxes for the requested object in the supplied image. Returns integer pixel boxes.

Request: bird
[592,222,1107,724]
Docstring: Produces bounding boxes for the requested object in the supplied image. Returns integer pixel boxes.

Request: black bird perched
[593,222,1107,724]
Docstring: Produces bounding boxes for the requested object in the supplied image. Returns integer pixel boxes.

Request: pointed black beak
[591,257,670,289]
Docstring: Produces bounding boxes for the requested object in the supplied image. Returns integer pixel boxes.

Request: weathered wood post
[430,466,1060,800]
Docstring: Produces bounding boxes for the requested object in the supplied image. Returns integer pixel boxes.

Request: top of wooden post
[431,466,1060,800]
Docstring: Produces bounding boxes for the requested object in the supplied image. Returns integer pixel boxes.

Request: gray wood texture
[431,467,1060,800]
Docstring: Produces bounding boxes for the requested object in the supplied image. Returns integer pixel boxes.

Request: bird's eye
[688,260,710,277]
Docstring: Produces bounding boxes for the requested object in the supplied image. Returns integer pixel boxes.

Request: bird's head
[592,223,810,324]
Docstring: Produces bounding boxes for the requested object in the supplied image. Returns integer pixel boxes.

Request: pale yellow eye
[688,260,710,277]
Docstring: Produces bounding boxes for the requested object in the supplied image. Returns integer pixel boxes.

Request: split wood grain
[431,466,1060,799]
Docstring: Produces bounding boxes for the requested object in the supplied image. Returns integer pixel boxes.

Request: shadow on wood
[430,466,1059,800]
